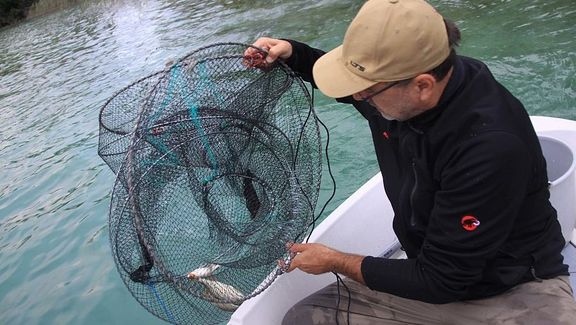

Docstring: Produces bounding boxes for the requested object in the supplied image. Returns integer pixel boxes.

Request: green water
[0,0,574,324]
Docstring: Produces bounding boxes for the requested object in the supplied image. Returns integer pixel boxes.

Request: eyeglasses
[361,81,400,102]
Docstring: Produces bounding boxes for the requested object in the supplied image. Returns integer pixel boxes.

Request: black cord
[303,88,351,324]
[333,272,351,325]
[305,88,337,244]
[334,271,342,325]
[297,87,350,323]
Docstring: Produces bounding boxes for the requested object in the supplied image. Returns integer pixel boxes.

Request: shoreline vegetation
[0,0,80,28]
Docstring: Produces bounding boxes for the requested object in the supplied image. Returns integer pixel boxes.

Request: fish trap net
[98,43,321,324]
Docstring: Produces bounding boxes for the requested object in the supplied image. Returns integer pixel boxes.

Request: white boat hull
[230,116,576,325]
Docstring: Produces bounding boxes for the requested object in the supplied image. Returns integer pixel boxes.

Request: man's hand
[285,243,366,284]
[243,37,293,67]
[287,243,338,274]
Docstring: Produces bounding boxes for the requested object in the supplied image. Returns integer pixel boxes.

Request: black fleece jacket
[284,40,568,304]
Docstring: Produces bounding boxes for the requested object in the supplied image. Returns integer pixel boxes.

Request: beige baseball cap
[312,0,450,98]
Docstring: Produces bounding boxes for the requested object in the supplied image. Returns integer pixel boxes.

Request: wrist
[331,251,366,284]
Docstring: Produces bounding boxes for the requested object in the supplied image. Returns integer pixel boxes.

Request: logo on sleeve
[461,215,480,231]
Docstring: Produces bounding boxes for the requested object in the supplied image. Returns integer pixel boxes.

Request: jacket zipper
[530,266,543,282]
[410,159,419,227]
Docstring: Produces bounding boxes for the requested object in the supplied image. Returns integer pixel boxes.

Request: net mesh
[98,43,321,324]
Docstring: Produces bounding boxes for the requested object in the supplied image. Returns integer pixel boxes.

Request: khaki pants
[282,276,576,325]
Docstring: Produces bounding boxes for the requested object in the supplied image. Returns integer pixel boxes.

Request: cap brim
[312,45,378,98]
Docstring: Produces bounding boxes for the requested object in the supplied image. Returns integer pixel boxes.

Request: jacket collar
[406,56,466,132]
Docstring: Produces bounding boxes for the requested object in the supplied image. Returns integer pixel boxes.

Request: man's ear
[412,74,437,103]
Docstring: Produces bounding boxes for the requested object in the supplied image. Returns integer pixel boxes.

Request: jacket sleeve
[361,131,532,303]
[283,39,324,88]
[283,39,358,105]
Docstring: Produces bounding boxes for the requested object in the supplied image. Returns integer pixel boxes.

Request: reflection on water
[0,0,574,323]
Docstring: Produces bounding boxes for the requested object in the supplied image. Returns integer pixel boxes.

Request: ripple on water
[0,0,574,324]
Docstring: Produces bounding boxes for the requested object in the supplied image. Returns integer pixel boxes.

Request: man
[246,0,576,323]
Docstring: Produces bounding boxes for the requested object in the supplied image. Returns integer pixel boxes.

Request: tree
[0,0,39,28]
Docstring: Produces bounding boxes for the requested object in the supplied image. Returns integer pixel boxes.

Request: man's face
[353,81,424,121]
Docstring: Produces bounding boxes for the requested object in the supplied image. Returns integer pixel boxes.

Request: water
[0,0,574,323]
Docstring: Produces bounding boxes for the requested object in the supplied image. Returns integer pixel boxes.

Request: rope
[145,63,182,165]
[184,62,220,184]
[147,282,177,324]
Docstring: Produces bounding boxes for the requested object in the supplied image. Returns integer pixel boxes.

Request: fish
[187,263,221,279]
[196,277,244,311]
[188,263,244,311]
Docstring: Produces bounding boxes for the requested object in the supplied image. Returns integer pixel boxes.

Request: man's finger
[277,259,287,272]
[266,47,283,63]
[289,243,307,253]
[287,255,300,272]
[244,37,272,56]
